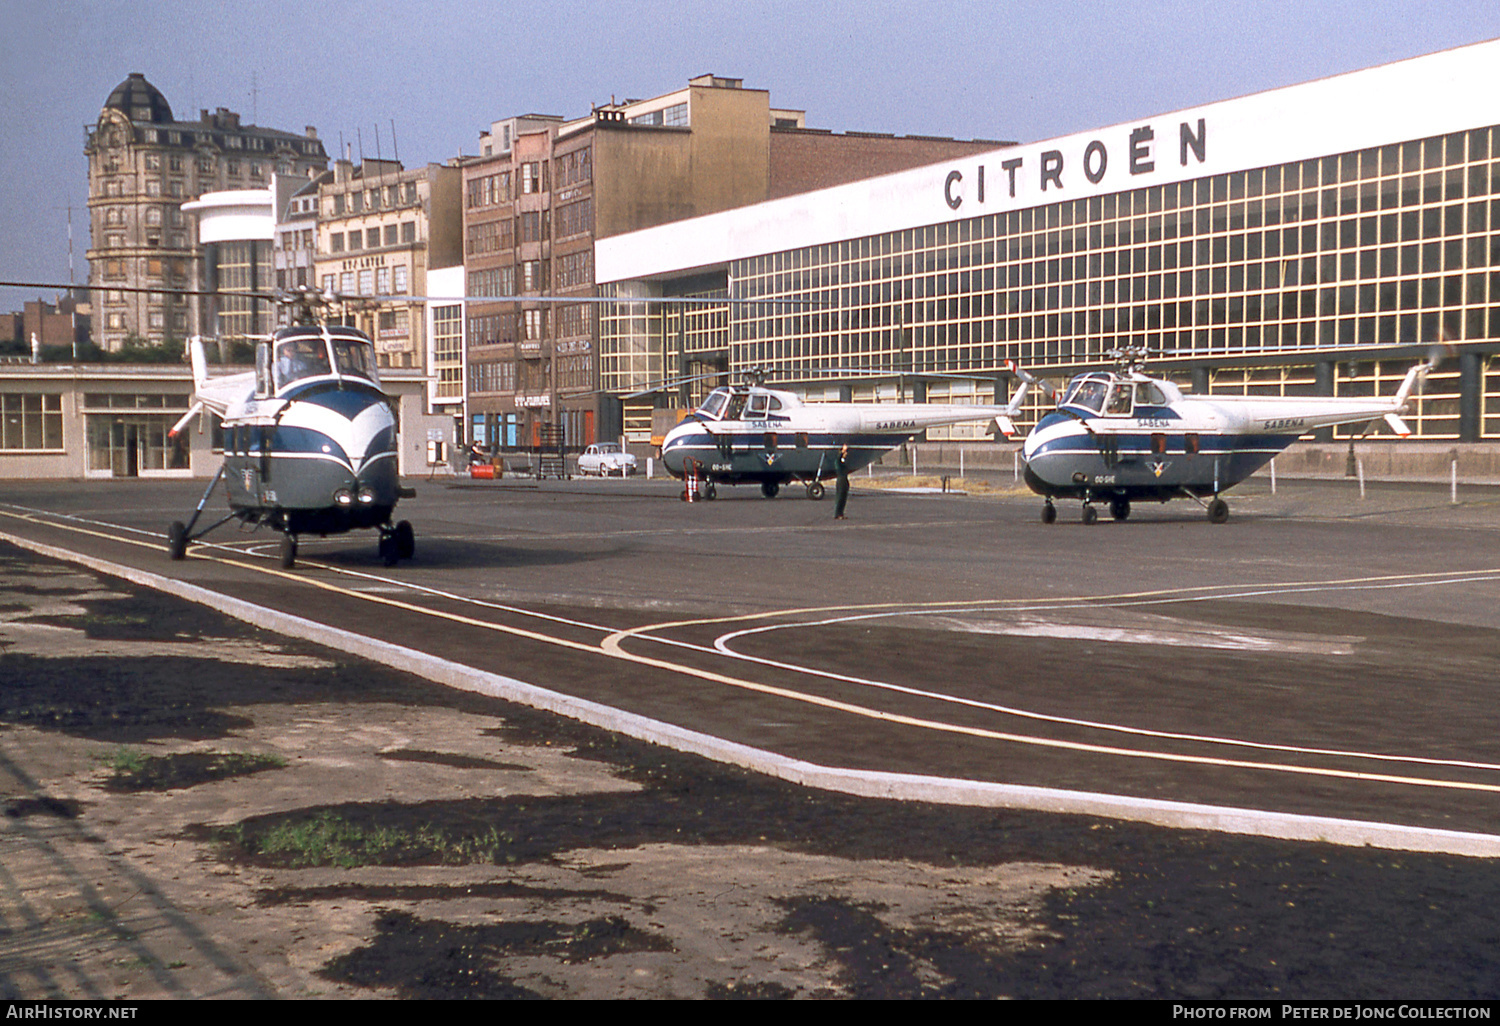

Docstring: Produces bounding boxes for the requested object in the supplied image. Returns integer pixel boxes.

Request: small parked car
[577,442,637,477]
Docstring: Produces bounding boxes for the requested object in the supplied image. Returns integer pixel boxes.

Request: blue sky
[3,0,1499,312]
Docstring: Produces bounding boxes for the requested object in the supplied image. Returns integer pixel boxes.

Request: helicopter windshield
[1061,375,1109,415]
[330,336,380,385]
[274,337,333,390]
[697,389,729,420]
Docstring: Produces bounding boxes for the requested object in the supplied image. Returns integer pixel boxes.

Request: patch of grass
[218,811,515,869]
[99,749,286,792]
[100,746,147,775]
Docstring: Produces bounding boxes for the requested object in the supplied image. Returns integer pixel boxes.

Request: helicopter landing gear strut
[1179,488,1230,524]
[166,465,237,560]
[1039,493,1127,525]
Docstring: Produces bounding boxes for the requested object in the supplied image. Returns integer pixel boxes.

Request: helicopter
[162,289,414,568]
[0,278,416,568]
[1006,346,1444,524]
[658,370,1031,499]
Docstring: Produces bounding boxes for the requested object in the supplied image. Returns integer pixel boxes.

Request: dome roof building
[102,72,173,124]
[84,75,328,349]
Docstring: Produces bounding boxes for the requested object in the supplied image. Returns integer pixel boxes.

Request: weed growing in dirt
[102,746,146,775]
[98,748,286,792]
[218,812,515,868]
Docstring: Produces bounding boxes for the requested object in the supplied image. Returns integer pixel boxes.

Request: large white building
[597,39,1500,444]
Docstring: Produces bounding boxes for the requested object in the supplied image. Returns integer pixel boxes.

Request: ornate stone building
[85,73,328,349]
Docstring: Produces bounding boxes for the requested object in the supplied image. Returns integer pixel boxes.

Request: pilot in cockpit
[275,339,331,387]
[1066,378,1109,413]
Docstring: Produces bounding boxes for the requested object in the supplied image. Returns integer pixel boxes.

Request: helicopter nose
[660,431,686,472]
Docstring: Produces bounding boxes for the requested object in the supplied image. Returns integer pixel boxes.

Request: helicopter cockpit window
[697,390,729,420]
[1105,383,1134,416]
[330,337,380,385]
[1136,382,1168,407]
[274,338,332,390]
[745,393,770,418]
[1062,376,1108,414]
[725,393,748,420]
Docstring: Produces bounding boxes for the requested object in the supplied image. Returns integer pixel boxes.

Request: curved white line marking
[700,576,1500,775]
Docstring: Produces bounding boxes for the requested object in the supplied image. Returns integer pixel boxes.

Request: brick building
[463,75,1011,452]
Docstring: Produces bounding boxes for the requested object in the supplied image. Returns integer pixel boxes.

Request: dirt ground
[2,540,1500,1000]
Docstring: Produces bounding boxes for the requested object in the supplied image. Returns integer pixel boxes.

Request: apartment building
[312,158,462,372]
[85,73,327,349]
[463,75,1008,451]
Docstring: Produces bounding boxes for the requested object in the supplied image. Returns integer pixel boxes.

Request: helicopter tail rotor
[1005,359,1055,399]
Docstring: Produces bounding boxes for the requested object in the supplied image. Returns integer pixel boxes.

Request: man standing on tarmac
[834,443,850,520]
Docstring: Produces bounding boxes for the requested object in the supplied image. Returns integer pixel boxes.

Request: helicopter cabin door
[225,423,275,508]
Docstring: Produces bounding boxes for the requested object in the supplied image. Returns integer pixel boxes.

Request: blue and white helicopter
[660,371,1031,499]
[167,292,412,568]
[1007,347,1443,524]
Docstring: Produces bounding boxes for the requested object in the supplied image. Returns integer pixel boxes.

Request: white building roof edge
[597,37,1500,285]
[183,188,275,244]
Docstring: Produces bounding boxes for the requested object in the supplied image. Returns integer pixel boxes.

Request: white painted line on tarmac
[6,527,1500,859]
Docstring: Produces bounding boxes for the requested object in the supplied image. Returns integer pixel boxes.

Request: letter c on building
[944,170,963,210]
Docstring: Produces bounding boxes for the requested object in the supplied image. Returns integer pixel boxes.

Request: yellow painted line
[8,507,1500,797]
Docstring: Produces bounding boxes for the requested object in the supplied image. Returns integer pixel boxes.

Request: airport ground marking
[9,507,1500,797]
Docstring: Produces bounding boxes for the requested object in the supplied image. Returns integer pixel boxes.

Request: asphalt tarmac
[5,472,1500,998]
[4,473,1500,847]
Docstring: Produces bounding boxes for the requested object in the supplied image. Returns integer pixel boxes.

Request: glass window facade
[604,125,1500,439]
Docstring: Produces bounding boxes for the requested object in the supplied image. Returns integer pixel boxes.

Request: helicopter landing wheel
[1082,504,1099,525]
[806,481,825,500]
[1207,498,1230,524]
[394,520,415,560]
[761,480,780,499]
[279,533,298,569]
[167,521,188,560]
[1041,501,1057,524]
[379,532,398,567]
[704,481,717,500]
[1109,497,1131,521]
